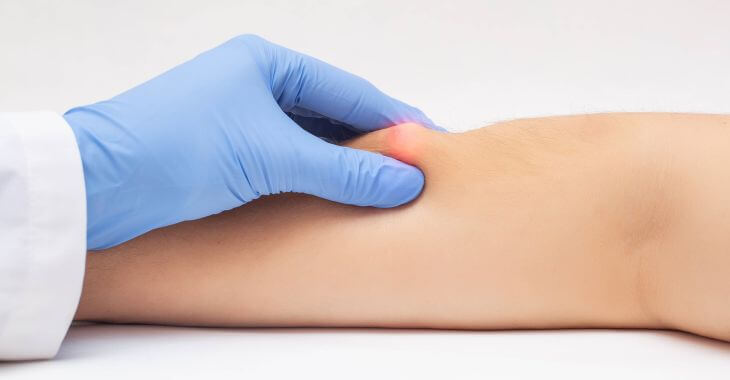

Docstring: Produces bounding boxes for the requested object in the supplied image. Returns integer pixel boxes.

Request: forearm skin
[75,113,730,342]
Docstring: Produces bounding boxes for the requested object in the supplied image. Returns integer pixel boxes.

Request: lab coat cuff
[0,112,86,360]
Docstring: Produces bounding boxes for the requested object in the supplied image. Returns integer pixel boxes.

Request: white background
[1,0,730,378]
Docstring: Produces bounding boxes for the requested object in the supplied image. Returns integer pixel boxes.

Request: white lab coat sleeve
[0,112,86,360]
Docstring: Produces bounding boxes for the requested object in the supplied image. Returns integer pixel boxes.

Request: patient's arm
[75,113,730,341]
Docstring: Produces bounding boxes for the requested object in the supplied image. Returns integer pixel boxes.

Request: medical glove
[64,35,440,250]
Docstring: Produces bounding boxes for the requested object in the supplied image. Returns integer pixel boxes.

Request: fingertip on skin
[370,157,425,208]
[341,122,442,208]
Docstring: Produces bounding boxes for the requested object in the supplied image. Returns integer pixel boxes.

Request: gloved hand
[64,34,443,250]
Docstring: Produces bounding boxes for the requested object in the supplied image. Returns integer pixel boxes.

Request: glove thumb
[292,136,425,208]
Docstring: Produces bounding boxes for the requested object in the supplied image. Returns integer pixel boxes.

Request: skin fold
[75,113,730,342]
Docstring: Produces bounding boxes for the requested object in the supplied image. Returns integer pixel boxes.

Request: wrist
[64,108,145,249]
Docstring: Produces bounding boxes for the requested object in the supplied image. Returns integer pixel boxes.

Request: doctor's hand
[64,34,441,250]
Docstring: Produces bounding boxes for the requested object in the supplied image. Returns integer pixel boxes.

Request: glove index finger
[268,39,440,132]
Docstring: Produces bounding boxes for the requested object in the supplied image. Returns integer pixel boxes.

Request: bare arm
[75,113,730,341]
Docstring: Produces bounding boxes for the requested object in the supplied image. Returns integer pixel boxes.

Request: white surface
[1,0,730,378]
[2,324,730,379]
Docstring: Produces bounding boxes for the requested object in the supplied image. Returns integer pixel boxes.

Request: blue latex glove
[64,34,442,250]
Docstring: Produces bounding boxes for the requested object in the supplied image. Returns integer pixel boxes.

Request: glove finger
[291,135,425,208]
[251,35,446,133]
